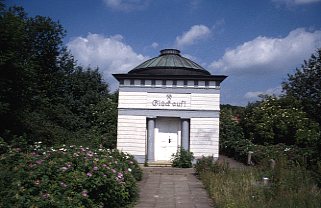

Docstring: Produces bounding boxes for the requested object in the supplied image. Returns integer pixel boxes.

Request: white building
[113,49,227,164]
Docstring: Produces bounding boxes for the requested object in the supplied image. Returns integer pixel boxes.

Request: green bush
[194,156,230,175]
[220,101,321,185]
[0,143,142,207]
[221,138,311,167]
[0,137,9,154]
[171,147,194,168]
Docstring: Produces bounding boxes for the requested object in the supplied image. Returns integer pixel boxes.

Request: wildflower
[86,172,92,177]
[128,168,132,172]
[111,169,116,173]
[102,164,107,168]
[103,174,107,177]
[60,182,67,188]
[13,148,21,152]
[35,160,44,165]
[81,190,88,197]
[42,193,49,199]
[87,152,93,157]
[34,180,41,186]
[284,148,291,152]
[117,172,123,179]
[61,167,68,171]
[93,166,99,171]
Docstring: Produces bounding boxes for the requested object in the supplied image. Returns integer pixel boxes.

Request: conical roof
[128,49,211,75]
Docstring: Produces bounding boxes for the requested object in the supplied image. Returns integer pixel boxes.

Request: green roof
[128,49,211,76]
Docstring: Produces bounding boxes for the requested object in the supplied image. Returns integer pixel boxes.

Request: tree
[0,5,31,134]
[220,108,245,144]
[241,96,320,147]
[0,2,117,148]
[282,48,321,124]
[219,105,247,158]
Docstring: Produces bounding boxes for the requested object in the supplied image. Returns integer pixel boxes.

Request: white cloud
[190,0,201,10]
[175,25,211,48]
[272,0,321,5]
[67,33,148,90]
[244,86,283,100]
[294,0,321,4]
[210,28,321,75]
[103,0,150,12]
[151,42,159,49]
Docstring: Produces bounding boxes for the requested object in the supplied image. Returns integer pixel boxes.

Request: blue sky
[8,0,321,106]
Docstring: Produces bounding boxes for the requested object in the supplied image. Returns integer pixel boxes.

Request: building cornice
[112,74,227,82]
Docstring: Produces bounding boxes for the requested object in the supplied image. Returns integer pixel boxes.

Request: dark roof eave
[128,66,211,75]
[112,74,228,82]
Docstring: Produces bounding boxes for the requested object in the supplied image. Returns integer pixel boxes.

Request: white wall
[117,81,222,162]
[190,117,220,158]
[117,115,146,156]
[118,91,147,109]
[191,93,220,110]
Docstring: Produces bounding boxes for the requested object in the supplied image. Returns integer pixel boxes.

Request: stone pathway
[135,167,213,208]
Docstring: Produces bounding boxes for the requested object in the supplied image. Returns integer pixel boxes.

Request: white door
[155,117,180,161]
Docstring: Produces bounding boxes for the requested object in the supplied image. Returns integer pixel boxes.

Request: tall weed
[196,157,321,208]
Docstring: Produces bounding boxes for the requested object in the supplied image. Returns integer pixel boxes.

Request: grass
[196,158,321,208]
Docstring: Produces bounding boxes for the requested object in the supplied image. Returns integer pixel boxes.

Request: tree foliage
[0,3,117,148]
[283,48,321,124]
[240,96,320,147]
[219,50,321,184]
[220,105,245,146]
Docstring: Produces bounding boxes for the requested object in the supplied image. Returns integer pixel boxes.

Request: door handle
[169,137,171,143]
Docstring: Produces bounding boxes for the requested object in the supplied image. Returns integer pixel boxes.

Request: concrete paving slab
[135,167,213,208]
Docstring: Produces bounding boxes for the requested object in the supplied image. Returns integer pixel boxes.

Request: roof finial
[160,49,181,56]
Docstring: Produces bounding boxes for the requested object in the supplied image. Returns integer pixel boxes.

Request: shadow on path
[217,155,247,169]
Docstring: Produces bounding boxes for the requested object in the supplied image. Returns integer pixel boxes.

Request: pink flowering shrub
[0,143,142,207]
